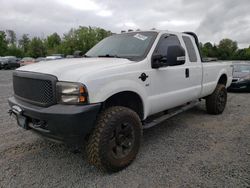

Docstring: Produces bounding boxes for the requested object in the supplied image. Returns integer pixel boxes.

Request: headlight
[56,82,88,104]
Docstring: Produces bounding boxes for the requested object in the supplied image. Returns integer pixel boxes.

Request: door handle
[185,68,189,78]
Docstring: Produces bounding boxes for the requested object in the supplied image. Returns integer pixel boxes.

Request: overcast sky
[1,0,250,48]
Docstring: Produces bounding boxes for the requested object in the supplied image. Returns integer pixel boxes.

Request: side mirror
[166,45,186,66]
[152,45,186,68]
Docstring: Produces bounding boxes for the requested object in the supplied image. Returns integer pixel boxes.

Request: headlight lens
[56,82,88,104]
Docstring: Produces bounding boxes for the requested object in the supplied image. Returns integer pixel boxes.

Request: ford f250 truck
[8,30,233,172]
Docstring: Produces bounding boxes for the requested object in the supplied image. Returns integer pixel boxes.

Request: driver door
[148,34,196,115]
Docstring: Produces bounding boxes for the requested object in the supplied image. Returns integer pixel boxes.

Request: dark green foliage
[0,31,8,56]
[200,38,248,60]
[46,33,61,49]
[18,34,30,56]
[5,45,24,58]
[27,37,46,58]
[6,30,17,46]
[217,39,238,60]
[58,26,112,55]
[0,26,111,58]
[45,33,61,55]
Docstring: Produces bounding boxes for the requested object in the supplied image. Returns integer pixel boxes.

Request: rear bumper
[8,97,101,143]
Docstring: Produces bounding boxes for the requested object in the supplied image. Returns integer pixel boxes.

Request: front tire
[206,84,227,115]
[86,106,142,172]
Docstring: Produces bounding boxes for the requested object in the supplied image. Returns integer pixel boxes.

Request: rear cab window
[182,36,198,62]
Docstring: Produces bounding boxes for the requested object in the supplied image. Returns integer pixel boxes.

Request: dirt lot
[0,70,249,188]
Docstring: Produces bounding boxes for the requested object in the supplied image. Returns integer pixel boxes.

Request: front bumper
[8,97,101,143]
[228,80,250,91]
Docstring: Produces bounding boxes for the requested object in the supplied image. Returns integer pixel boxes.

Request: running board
[143,101,199,129]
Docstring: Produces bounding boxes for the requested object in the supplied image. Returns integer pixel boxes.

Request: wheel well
[103,91,144,119]
[218,74,227,86]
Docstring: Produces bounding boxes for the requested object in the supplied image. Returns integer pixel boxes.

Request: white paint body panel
[18,30,233,120]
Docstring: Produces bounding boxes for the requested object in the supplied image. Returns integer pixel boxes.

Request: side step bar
[143,100,199,129]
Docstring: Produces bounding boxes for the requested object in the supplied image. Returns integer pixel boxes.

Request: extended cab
[8,30,233,172]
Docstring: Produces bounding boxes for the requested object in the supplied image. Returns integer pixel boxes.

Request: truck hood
[17,58,133,81]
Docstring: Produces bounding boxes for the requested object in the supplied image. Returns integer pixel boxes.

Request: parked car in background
[19,57,35,66]
[45,55,63,61]
[35,57,46,62]
[66,55,74,58]
[51,54,65,58]
[66,52,83,58]
[228,63,250,91]
[73,50,83,58]
[0,56,20,70]
[0,57,7,69]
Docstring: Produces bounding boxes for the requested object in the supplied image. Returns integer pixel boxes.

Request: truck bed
[201,61,233,97]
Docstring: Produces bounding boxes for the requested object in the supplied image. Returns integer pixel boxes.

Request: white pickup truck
[9,30,233,172]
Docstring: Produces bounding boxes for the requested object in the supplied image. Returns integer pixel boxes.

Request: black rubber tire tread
[206,84,227,115]
[86,106,142,172]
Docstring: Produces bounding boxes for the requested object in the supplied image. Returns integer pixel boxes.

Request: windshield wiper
[98,54,123,58]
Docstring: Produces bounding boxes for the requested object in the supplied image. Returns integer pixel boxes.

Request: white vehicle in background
[19,57,35,66]
[45,54,64,61]
[35,57,46,62]
[9,30,233,172]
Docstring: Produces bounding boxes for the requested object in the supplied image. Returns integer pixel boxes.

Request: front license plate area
[11,105,29,130]
[16,114,29,130]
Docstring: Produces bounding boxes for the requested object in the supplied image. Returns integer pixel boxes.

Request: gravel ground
[0,70,249,188]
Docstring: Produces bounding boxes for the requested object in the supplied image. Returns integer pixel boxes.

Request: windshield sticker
[134,34,148,41]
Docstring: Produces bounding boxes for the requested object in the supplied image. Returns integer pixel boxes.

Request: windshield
[86,32,158,61]
[234,64,250,73]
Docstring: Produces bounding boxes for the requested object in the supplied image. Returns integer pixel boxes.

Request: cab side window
[155,35,181,57]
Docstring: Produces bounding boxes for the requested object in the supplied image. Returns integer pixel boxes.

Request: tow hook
[8,105,23,116]
[8,105,29,130]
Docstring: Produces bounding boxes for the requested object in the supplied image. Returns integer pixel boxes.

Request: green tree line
[0,26,112,58]
[1,26,250,60]
[200,39,250,60]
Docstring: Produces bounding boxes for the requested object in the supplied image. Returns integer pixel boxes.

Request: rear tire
[206,84,227,114]
[86,106,142,172]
